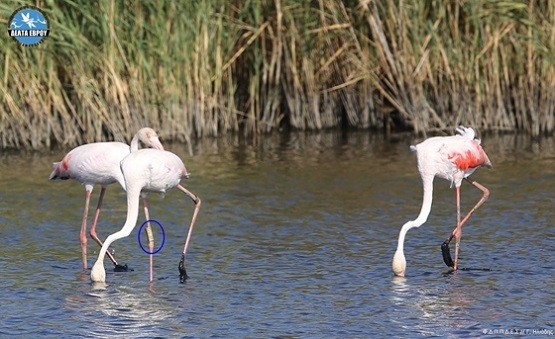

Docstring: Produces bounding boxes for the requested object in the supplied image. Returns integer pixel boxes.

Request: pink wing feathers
[448,126,492,171]
[447,141,490,171]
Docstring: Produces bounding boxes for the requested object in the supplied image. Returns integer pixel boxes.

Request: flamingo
[90,148,201,283]
[49,128,164,270]
[392,126,492,277]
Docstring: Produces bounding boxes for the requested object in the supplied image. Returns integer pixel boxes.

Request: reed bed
[1,0,554,149]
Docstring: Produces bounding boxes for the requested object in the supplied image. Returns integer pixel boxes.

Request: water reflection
[63,282,181,337]
[390,273,480,336]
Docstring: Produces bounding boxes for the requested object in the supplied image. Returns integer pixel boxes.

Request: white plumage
[50,128,164,269]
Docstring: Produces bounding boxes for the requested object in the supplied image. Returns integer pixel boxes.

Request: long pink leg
[80,189,93,270]
[177,184,201,283]
[89,187,119,266]
[142,196,154,282]
[446,178,490,270]
[459,179,490,227]
[454,186,462,270]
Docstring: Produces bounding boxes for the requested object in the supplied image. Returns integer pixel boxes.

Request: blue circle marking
[137,219,166,255]
[8,6,50,46]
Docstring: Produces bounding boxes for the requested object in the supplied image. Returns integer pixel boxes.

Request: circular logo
[8,6,50,46]
[137,219,166,255]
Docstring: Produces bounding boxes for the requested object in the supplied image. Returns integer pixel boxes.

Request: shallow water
[0,131,553,337]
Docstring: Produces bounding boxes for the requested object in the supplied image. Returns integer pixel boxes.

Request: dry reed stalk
[1,0,554,150]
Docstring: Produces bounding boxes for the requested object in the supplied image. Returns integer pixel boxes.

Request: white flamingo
[91,148,201,283]
[392,126,492,277]
[50,128,164,270]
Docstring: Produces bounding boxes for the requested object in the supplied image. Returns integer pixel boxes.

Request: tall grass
[1,0,554,149]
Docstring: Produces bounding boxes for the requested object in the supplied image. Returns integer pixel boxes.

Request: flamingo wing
[442,137,491,172]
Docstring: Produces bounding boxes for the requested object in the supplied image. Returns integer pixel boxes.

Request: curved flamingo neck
[95,185,142,263]
[396,174,434,253]
[130,134,141,152]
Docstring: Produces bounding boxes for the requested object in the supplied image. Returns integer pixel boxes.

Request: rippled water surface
[1,131,553,337]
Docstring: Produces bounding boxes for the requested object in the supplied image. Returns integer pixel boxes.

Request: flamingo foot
[441,238,454,268]
[113,264,132,272]
[178,255,188,283]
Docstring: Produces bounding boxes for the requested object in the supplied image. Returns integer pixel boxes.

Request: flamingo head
[137,127,164,150]
[90,260,106,282]
[392,249,406,277]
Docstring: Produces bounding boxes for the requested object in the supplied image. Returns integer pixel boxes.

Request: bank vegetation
[1,0,554,149]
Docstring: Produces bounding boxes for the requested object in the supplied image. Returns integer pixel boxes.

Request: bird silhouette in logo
[21,12,38,28]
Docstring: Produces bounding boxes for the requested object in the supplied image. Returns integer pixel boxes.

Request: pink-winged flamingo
[49,128,164,271]
[392,126,492,277]
[90,148,201,283]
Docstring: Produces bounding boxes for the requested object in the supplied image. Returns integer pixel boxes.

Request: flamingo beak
[150,137,164,151]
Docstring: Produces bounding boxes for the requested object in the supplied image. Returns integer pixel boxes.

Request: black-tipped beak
[441,240,454,267]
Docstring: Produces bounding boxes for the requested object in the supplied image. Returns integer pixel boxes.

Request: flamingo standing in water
[91,148,201,283]
[50,128,164,270]
[392,126,492,277]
